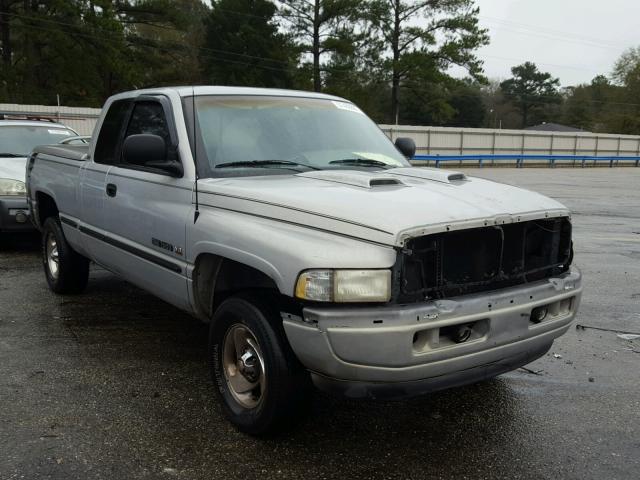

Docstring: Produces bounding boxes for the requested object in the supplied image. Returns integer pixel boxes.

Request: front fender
[187,206,397,296]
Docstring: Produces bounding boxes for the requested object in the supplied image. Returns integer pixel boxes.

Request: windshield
[187,95,409,177]
[0,125,76,157]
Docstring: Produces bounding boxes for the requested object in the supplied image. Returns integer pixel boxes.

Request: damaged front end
[394,217,573,303]
[283,215,582,399]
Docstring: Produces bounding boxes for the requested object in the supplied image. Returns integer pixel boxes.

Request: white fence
[0,103,101,136]
[3,104,640,160]
[379,124,640,158]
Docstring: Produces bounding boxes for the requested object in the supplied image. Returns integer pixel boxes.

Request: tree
[447,81,486,127]
[322,14,387,119]
[369,0,488,124]
[323,47,389,122]
[0,0,21,67]
[279,0,363,92]
[479,80,520,129]
[608,48,640,133]
[125,0,209,87]
[562,85,592,130]
[500,62,561,128]
[394,73,486,127]
[0,0,204,106]
[201,0,297,88]
[0,0,132,104]
[612,46,640,86]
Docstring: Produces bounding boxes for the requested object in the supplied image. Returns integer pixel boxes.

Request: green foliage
[447,81,486,127]
[557,74,640,134]
[499,62,561,128]
[612,47,640,86]
[562,85,593,130]
[127,0,209,87]
[0,0,207,106]
[279,0,366,92]
[201,0,297,88]
[3,1,640,135]
[368,0,489,123]
[322,10,387,120]
[606,49,640,134]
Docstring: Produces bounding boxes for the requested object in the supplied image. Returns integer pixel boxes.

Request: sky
[463,0,640,86]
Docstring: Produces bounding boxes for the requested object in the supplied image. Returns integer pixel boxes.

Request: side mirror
[123,134,166,165]
[122,134,183,177]
[395,137,416,159]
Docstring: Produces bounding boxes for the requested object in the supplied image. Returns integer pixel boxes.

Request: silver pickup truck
[26,86,582,434]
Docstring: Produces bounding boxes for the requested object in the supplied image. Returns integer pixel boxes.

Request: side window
[124,101,170,148]
[94,99,131,165]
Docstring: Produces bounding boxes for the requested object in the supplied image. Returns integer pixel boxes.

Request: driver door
[102,96,193,310]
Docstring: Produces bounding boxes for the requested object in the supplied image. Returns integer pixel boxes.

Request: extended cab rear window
[94,99,132,165]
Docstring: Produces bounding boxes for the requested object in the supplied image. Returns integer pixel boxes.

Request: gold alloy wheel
[222,324,266,409]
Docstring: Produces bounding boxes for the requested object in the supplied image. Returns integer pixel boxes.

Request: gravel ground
[0,167,639,480]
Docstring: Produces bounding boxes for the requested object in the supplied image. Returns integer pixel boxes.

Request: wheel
[41,217,89,294]
[209,293,310,435]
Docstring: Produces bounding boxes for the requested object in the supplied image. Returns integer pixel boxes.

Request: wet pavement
[1,167,639,480]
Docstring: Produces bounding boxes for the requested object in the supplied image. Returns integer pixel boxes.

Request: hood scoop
[387,167,467,184]
[297,170,405,189]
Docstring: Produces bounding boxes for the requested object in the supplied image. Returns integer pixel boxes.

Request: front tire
[42,217,89,294]
[209,294,309,435]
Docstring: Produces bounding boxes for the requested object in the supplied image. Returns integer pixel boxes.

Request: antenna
[192,86,200,224]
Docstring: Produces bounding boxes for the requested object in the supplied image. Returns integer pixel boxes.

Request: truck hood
[0,157,27,182]
[198,167,570,246]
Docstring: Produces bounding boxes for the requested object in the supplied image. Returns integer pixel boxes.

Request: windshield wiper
[329,158,391,169]
[215,159,321,171]
[0,153,26,158]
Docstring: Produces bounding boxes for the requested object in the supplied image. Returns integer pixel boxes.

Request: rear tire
[209,293,310,435]
[42,217,89,294]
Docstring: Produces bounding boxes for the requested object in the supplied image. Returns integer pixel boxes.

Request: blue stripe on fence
[412,154,640,168]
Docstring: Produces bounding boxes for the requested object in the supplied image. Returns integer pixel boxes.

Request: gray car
[26,87,582,435]
[0,119,78,233]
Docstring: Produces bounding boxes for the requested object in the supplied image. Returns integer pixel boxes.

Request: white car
[0,119,79,233]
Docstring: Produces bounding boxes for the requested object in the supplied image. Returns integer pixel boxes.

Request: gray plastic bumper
[283,269,581,398]
[0,196,32,232]
[310,341,552,399]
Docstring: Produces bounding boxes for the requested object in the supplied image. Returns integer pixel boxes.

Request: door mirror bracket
[145,160,184,177]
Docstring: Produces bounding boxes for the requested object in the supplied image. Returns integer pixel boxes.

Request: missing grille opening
[397,218,572,303]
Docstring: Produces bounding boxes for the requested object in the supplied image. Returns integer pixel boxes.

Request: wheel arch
[34,191,59,229]
[192,252,289,321]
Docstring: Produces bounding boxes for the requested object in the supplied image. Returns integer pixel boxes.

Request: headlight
[0,178,26,196]
[295,269,391,302]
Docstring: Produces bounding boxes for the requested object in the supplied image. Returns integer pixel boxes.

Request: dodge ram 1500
[26,86,582,434]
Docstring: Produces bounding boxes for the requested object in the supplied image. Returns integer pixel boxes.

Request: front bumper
[0,196,33,232]
[283,269,582,399]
